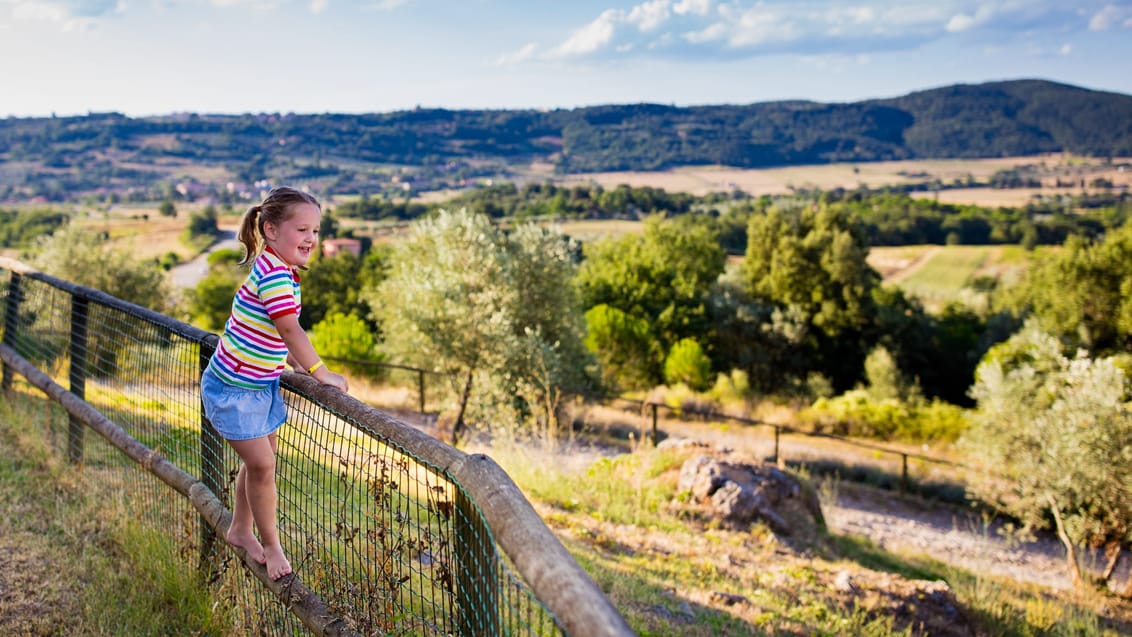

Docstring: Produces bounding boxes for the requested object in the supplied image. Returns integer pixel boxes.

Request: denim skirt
[200,366,287,441]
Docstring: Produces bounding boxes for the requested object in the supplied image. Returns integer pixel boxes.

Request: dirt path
[826,485,1074,590]
[168,230,238,289]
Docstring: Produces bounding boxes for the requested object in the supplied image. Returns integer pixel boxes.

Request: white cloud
[529,1,1112,64]
[945,13,975,32]
[1089,4,1131,30]
[673,0,711,16]
[729,5,795,47]
[366,0,410,10]
[496,42,539,66]
[309,0,328,14]
[548,8,620,58]
[5,0,120,30]
[627,0,671,31]
[1059,43,1072,55]
[683,21,726,43]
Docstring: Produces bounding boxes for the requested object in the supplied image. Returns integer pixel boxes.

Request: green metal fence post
[455,489,499,636]
[199,341,224,573]
[67,295,89,465]
[1,272,21,391]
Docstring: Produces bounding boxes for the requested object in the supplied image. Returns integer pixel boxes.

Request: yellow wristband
[307,360,325,375]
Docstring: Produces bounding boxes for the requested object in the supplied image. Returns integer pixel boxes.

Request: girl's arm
[273,313,349,392]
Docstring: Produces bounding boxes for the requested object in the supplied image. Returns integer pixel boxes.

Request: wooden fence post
[773,426,781,466]
[418,369,426,413]
[900,454,909,494]
[198,341,224,572]
[1,272,20,391]
[651,403,660,446]
[455,489,499,636]
[67,295,89,465]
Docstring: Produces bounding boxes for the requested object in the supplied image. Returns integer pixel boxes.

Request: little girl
[200,185,348,580]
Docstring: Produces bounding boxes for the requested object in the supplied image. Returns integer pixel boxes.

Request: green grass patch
[0,386,231,635]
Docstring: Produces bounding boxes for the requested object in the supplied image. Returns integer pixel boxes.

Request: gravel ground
[826,485,1076,590]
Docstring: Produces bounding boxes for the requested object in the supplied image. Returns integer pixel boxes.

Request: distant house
[321,238,362,259]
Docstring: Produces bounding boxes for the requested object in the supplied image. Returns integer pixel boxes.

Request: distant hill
[1,79,1129,202]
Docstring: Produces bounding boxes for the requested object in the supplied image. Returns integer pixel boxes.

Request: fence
[0,256,633,637]
[622,398,964,495]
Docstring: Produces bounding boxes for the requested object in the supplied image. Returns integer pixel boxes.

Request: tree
[862,345,915,402]
[1011,225,1132,356]
[740,205,880,390]
[33,224,168,312]
[584,304,659,392]
[576,215,726,387]
[664,338,713,391]
[364,208,591,444]
[181,204,220,251]
[158,200,177,218]
[32,224,170,376]
[300,249,387,330]
[965,321,1132,591]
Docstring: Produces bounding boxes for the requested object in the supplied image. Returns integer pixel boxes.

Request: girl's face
[263,202,321,267]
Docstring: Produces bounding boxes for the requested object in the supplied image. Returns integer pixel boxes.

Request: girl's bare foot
[263,543,293,580]
[227,528,267,565]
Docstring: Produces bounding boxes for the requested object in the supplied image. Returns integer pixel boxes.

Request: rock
[675,454,824,536]
[833,570,855,592]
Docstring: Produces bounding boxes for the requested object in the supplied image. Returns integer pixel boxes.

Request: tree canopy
[364,208,591,443]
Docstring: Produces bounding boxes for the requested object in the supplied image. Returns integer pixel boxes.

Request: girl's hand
[313,368,349,393]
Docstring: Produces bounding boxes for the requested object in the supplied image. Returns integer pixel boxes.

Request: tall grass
[0,386,231,635]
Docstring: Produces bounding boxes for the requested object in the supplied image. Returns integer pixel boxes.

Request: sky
[1,0,1131,118]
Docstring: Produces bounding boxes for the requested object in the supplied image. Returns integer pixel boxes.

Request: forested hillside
[1,79,1130,203]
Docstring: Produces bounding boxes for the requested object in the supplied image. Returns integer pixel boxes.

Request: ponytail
[236,205,261,265]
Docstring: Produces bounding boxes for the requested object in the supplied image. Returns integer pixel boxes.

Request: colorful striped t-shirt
[208,247,301,389]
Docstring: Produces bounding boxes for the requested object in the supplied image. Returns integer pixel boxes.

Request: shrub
[663,338,712,392]
[800,390,968,442]
[309,312,386,379]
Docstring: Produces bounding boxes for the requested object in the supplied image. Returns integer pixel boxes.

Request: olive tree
[364,209,591,445]
[965,321,1132,590]
[32,224,171,377]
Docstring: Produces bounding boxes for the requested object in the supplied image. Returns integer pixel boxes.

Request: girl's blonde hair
[237,186,321,265]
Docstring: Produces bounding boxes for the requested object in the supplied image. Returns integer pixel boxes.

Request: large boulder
[675,452,824,535]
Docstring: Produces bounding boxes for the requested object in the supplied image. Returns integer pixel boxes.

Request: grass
[0,385,231,636]
[869,243,1050,310]
[6,366,1132,635]
[479,434,1132,636]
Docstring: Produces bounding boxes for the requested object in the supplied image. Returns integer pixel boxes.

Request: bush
[663,338,712,392]
[309,312,386,379]
[800,390,968,442]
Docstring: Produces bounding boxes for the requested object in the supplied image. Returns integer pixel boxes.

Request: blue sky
[2,0,1131,117]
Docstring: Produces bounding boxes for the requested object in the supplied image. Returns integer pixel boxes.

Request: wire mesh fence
[1,258,631,636]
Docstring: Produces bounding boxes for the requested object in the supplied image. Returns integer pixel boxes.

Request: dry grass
[534,154,1132,206]
[543,156,1043,196]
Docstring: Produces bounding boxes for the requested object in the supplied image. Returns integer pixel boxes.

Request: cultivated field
[532,154,1132,207]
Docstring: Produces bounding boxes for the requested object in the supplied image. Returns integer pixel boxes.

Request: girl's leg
[226,463,267,565]
[227,433,292,580]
